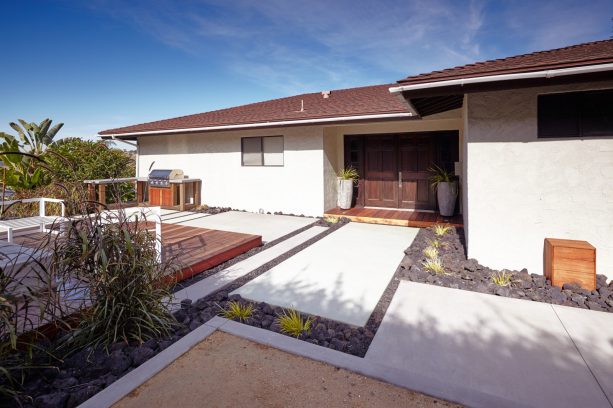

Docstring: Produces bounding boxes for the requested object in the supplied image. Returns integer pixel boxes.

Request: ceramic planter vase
[337,178,354,209]
[437,181,458,216]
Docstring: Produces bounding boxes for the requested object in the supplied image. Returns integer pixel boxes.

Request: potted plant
[337,167,359,209]
[429,164,458,216]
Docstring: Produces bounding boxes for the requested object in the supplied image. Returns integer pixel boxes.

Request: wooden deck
[15,223,262,282]
[158,223,262,281]
[324,207,463,228]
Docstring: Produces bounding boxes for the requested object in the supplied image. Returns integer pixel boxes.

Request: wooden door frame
[344,131,459,210]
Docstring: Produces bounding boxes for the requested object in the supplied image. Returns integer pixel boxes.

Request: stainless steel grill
[148,169,184,187]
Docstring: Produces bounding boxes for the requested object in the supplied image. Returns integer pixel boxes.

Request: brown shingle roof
[397,39,613,86]
[99,84,410,136]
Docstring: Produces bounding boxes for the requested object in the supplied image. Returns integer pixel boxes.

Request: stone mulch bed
[399,227,613,313]
[8,218,348,408]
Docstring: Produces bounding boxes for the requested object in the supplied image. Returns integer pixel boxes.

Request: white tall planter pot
[437,181,458,216]
[337,178,354,209]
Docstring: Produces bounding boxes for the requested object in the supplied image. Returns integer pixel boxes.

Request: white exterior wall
[137,126,325,216]
[465,81,613,276]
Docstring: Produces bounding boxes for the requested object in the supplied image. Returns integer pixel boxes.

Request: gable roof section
[99,84,413,137]
[396,39,613,86]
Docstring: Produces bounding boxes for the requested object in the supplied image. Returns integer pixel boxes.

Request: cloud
[78,0,612,94]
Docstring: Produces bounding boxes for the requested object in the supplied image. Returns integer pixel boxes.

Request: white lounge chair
[0,197,65,242]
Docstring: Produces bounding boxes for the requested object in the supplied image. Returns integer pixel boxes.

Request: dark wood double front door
[344,132,458,211]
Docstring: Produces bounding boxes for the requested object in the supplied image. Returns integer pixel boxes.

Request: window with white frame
[241,136,284,166]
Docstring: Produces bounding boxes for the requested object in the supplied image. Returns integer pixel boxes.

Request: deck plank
[324,207,463,229]
[16,223,262,283]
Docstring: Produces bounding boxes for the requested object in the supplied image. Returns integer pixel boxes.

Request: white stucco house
[100,39,613,277]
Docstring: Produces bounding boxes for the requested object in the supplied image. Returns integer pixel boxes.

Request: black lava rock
[130,346,155,366]
[34,392,69,408]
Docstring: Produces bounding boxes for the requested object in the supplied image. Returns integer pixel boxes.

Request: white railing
[1,197,66,217]
[129,206,163,262]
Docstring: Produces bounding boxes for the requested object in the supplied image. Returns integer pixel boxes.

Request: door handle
[398,171,402,188]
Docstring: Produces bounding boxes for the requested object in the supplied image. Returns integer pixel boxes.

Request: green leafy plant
[220,301,254,322]
[428,164,456,192]
[422,258,446,274]
[491,271,514,287]
[276,308,313,338]
[2,119,63,156]
[423,246,439,259]
[432,224,452,236]
[338,167,359,181]
[0,137,48,190]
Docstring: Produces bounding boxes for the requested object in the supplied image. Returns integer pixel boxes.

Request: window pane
[537,93,580,138]
[263,136,284,166]
[581,90,613,136]
[242,137,262,166]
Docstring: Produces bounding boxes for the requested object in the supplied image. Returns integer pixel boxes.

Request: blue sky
[1,0,612,140]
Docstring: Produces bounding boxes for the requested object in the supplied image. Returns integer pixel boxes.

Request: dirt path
[114,331,461,408]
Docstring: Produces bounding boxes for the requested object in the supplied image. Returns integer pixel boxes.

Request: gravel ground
[399,226,613,312]
[113,331,461,408]
[8,219,349,408]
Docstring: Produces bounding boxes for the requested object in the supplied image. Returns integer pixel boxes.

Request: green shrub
[220,301,254,322]
[276,308,313,338]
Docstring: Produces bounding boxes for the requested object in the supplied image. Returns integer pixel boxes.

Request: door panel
[364,136,398,207]
[352,131,458,211]
[399,136,436,210]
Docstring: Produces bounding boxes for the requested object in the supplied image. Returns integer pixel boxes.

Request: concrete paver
[366,281,611,408]
[232,223,418,326]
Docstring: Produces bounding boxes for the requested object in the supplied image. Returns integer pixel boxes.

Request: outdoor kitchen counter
[169,178,201,184]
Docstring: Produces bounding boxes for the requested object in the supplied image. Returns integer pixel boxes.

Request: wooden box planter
[544,238,596,291]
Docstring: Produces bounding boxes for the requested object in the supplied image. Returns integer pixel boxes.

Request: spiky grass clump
[56,210,179,351]
[491,271,514,287]
[432,224,451,236]
[220,301,254,322]
[423,246,439,259]
[276,308,313,338]
[323,216,339,224]
[427,239,442,249]
[338,167,359,181]
[422,258,446,275]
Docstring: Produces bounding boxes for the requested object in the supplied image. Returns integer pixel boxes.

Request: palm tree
[5,118,64,155]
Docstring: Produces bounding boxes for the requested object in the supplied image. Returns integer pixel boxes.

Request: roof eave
[389,62,613,94]
[99,112,415,139]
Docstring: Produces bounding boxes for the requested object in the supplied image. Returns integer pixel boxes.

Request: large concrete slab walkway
[161,210,315,243]
[366,281,613,408]
[169,226,328,309]
[232,223,418,326]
